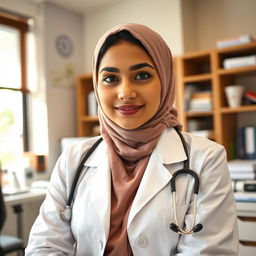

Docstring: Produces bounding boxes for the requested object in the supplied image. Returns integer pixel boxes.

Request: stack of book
[216,34,254,49]
[229,159,256,202]
[223,54,256,69]
[184,86,212,112]
[228,159,256,180]
[189,91,212,111]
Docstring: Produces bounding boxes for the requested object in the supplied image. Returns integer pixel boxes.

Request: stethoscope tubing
[59,129,203,234]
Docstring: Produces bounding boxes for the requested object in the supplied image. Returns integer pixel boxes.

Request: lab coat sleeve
[176,145,239,255]
[25,148,76,255]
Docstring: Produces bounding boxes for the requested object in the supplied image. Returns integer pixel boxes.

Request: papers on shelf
[228,160,256,172]
[228,159,256,180]
[223,54,256,69]
[234,192,256,202]
[216,34,254,49]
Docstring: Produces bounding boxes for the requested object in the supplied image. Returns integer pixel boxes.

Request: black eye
[103,75,118,83]
[135,72,152,80]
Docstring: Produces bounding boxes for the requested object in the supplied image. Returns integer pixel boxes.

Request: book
[234,192,256,202]
[232,180,256,192]
[236,126,256,159]
[184,84,197,111]
[216,34,254,49]
[227,159,256,172]
[244,91,256,104]
[230,171,256,180]
[223,55,256,69]
[189,97,212,111]
[245,126,256,159]
[87,91,98,116]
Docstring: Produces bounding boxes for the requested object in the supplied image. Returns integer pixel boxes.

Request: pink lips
[115,105,143,115]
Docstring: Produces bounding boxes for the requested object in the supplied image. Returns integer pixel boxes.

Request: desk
[2,188,46,252]
[4,188,46,206]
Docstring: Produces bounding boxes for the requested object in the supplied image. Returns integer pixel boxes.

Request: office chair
[0,184,25,256]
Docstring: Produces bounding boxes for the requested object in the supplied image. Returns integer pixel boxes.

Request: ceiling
[23,0,127,13]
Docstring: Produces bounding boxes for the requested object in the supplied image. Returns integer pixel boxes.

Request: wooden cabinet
[236,202,256,255]
[76,74,99,137]
[176,42,256,159]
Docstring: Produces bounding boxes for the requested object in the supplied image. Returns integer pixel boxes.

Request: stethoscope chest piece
[60,206,72,222]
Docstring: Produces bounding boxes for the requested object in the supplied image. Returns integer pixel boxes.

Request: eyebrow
[100,62,155,73]
[130,63,155,71]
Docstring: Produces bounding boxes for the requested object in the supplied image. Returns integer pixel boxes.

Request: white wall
[181,0,197,53]
[83,0,184,73]
[195,0,256,51]
[0,0,38,17]
[42,2,84,171]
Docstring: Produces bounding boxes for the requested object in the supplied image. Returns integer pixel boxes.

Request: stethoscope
[59,128,203,235]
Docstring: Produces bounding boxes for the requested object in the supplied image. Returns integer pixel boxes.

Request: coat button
[136,237,148,248]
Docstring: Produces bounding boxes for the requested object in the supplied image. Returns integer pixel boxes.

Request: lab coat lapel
[84,141,111,242]
[128,128,187,227]
[128,150,172,227]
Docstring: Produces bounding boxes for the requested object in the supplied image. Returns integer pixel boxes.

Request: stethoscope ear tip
[193,223,203,233]
[169,223,180,233]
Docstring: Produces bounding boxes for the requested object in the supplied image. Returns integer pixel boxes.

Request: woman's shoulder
[180,130,226,156]
[65,136,103,156]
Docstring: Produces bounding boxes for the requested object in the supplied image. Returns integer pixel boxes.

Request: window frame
[0,11,30,151]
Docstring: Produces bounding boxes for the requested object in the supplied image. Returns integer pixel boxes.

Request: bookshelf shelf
[186,111,213,117]
[183,74,212,83]
[218,66,256,76]
[221,105,256,114]
[176,42,256,159]
[217,41,256,54]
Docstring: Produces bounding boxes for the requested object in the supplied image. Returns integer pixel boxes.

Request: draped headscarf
[92,23,181,255]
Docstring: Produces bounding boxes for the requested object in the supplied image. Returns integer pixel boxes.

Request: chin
[117,122,142,130]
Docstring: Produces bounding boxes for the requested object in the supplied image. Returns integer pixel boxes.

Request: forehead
[99,41,154,68]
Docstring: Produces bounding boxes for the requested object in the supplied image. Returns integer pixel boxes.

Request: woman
[26,23,238,255]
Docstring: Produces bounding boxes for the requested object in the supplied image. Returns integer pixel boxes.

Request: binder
[236,126,256,159]
[244,126,256,159]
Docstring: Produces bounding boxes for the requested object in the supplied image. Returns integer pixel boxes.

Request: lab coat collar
[83,128,188,167]
[83,138,108,167]
[156,127,187,165]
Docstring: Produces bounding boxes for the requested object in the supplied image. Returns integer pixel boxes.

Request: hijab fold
[92,23,181,256]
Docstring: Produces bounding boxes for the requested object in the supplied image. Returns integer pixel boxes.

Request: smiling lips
[115,105,144,115]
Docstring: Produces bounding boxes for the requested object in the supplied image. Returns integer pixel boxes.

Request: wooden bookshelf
[176,42,256,159]
[76,74,99,136]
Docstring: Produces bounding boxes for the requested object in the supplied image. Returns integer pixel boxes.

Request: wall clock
[55,34,73,58]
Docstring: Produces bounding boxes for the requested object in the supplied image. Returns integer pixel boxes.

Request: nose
[117,80,136,101]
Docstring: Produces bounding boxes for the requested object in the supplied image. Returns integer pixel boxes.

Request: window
[0,12,29,170]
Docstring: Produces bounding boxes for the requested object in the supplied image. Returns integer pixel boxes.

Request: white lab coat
[25,128,239,255]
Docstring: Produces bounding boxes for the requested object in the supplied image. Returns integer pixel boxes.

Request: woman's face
[97,41,161,130]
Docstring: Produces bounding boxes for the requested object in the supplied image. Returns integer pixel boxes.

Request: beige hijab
[92,23,181,255]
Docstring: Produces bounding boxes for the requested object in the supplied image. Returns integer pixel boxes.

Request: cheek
[97,87,113,109]
[148,83,161,108]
